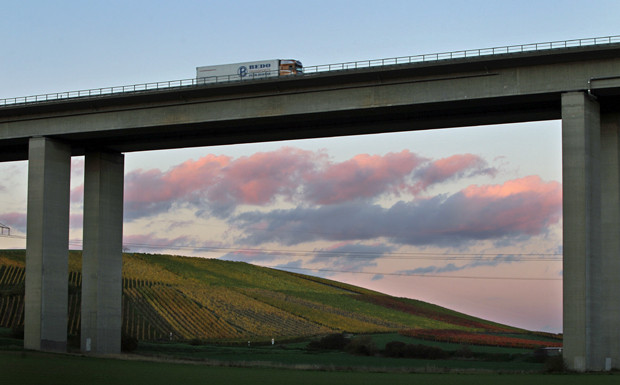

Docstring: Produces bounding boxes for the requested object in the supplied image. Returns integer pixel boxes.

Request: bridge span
[1,38,620,371]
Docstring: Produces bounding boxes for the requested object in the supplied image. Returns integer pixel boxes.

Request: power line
[3,236,563,262]
[2,236,562,281]
[270,266,563,281]
[120,241,563,281]
[119,241,562,261]
[0,222,11,236]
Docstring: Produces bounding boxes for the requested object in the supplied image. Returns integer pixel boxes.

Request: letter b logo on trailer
[238,66,248,78]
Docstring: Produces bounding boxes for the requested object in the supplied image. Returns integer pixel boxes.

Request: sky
[1,0,619,333]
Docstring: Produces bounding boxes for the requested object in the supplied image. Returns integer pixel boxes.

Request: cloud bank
[119,147,497,221]
[229,175,561,248]
[5,147,561,256]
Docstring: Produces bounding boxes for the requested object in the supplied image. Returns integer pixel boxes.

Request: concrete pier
[24,137,71,351]
[599,112,620,370]
[80,151,125,354]
[562,92,620,371]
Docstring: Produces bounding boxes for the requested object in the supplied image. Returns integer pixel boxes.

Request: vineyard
[355,294,516,332]
[0,250,561,348]
[0,264,24,330]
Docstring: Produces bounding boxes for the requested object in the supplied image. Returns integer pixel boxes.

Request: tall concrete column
[562,92,602,371]
[599,112,620,370]
[24,137,71,352]
[563,95,620,371]
[81,151,125,354]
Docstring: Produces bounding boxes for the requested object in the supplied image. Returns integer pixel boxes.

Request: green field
[1,350,618,385]
[0,328,545,371]
[0,327,614,384]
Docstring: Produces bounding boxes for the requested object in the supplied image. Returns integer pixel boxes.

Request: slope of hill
[0,250,540,344]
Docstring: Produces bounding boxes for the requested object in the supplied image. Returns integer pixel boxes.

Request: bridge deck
[1,43,620,161]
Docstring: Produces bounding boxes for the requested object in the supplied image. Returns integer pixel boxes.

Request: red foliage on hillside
[401,329,563,349]
[356,294,513,332]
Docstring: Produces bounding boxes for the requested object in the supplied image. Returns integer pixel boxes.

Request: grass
[0,329,616,384]
[137,343,542,371]
[1,351,619,385]
[0,329,542,372]
[134,334,545,372]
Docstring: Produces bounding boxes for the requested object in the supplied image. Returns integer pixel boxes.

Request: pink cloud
[459,175,562,236]
[123,155,229,219]
[304,150,426,204]
[122,148,392,219]
[71,184,84,204]
[462,175,558,199]
[411,154,496,194]
[70,213,83,229]
[123,148,321,219]
[163,154,231,200]
[122,147,502,221]
[207,147,319,205]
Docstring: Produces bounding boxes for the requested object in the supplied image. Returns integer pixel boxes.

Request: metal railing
[1,35,619,107]
[302,35,620,73]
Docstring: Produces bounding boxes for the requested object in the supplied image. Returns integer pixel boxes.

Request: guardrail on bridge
[1,35,619,107]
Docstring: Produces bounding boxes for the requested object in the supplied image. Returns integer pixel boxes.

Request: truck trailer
[196,59,303,82]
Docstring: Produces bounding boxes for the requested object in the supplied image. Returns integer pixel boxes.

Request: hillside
[0,250,540,343]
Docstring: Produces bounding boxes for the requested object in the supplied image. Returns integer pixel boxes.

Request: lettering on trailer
[249,63,272,70]
[238,63,273,78]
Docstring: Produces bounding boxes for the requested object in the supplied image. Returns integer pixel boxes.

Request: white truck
[196,59,303,82]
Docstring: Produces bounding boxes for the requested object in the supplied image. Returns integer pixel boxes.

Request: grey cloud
[398,254,520,276]
[310,243,393,271]
[229,182,561,248]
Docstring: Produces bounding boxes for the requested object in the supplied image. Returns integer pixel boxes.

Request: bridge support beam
[599,111,620,370]
[80,151,125,354]
[24,137,71,352]
[562,92,620,371]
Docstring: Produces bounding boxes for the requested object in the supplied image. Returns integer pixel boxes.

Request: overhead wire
[118,241,562,261]
[119,240,563,281]
[269,265,562,281]
[2,235,563,281]
[2,236,561,261]
[3,234,563,261]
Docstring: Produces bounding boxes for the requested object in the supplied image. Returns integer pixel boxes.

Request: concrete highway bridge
[1,36,620,371]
